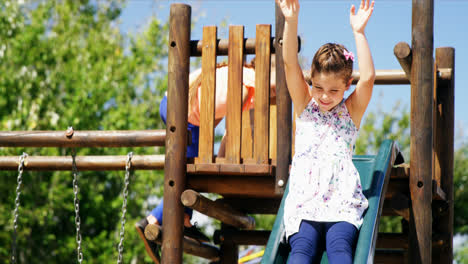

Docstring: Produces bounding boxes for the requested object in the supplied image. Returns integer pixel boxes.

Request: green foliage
[355,101,410,158]
[0,0,169,263]
[454,144,468,235]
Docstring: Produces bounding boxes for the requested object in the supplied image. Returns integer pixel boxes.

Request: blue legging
[288,221,357,264]
[150,96,196,224]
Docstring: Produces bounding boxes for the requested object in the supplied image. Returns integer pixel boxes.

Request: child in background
[136,57,277,262]
[277,0,375,263]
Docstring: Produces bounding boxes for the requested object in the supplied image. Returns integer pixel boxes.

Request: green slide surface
[262,140,399,264]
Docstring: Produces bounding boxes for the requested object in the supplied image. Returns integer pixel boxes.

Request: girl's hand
[276,0,300,21]
[350,0,374,34]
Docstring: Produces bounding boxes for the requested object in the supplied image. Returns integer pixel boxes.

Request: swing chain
[11,152,27,264]
[117,152,133,264]
[71,149,83,264]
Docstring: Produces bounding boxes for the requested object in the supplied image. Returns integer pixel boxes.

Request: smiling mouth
[319,100,331,105]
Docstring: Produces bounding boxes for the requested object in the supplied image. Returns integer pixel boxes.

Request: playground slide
[261,140,399,264]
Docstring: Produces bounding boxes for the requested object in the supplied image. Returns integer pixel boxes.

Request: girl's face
[311,72,351,112]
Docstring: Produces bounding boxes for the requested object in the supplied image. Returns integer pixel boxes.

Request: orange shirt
[187,66,256,126]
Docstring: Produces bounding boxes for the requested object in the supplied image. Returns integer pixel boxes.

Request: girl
[277,0,375,263]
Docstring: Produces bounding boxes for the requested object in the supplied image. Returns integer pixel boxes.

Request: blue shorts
[159,95,199,158]
[289,220,357,264]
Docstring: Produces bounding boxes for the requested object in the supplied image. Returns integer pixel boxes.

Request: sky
[120,0,468,146]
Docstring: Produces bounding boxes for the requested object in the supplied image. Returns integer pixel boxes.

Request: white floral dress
[284,98,368,239]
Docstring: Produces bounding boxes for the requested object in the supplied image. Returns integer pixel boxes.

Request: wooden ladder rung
[374,249,407,264]
[144,223,220,261]
[376,233,408,249]
[181,189,255,230]
[213,229,270,245]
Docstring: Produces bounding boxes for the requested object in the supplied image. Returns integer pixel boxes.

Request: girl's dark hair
[310,43,353,84]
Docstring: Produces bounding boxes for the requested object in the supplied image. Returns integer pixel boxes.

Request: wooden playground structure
[1,1,454,263]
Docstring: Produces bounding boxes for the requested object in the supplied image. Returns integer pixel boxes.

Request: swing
[10,150,134,264]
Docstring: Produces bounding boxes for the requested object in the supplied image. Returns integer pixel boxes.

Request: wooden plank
[432,47,455,264]
[196,26,217,164]
[275,4,293,195]
[241,109,254,160]
[186,174,280,198]
[187,163,273,176]
[269,104,277,160]
[253,24,271,165]
[162,4,191,263]
[409,1,434,263]
[225,25,244,164]
[181,190,255,229]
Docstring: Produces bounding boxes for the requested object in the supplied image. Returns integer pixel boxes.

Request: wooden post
[219,224,238,264]
[162,4,191,264]
[432,47,454,264]
[409,0,434,263]
[275,3,292,194]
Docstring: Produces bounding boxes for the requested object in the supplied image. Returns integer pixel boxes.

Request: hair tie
[343,50,355,62]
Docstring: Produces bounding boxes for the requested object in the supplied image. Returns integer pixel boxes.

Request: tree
[0,0,169,263]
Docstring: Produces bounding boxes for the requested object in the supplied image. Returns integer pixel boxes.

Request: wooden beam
[409,0,434,263]
[0,130,166,147]
[187,163,274,176]
[275,3,292,195]
[0,155,164,171]
[394,42,412,81]
[189,36,301,57]
[162,4,191,263]
[144,223,220,262]
[181,190,255,229]
[186,174,280,198]
[432,47,455,264]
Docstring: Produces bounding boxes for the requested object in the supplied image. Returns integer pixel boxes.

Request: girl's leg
[288,220,323,264]
[324,222,357,264]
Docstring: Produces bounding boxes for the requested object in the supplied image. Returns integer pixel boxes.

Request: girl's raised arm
[346,0,376,128]
[276,0,311,116]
